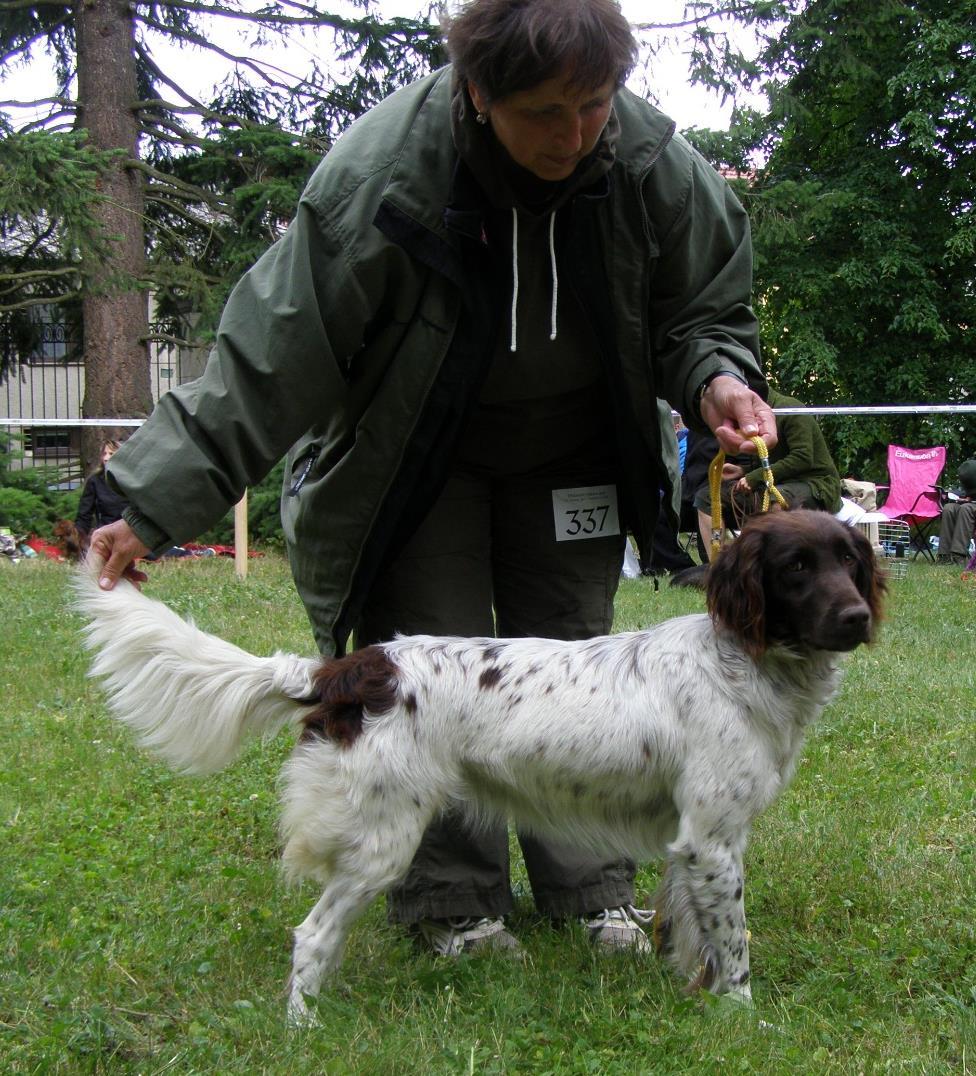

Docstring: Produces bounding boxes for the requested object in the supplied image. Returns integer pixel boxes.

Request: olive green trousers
[357,463,635,922]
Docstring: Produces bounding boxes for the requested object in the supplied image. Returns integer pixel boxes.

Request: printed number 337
[564,505,609,536]
[551,485,621,543]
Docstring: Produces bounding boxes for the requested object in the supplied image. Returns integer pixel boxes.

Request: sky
[0,0,762,132]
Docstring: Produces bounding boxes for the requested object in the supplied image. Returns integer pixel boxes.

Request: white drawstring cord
[508,207,559,351]
[509,207,519,353]
[548,213,558,341]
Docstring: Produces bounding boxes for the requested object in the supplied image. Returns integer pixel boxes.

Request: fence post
[234,491,248,580]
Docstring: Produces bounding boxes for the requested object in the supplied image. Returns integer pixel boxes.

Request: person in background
[694,388,840,554]
[645,413,696,576]
[675,413,688,474]
[937,459,976,565]
[88,0,776,959]
[75,440,127,546]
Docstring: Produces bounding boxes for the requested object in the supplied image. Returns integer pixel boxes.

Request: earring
[476,111,489,125]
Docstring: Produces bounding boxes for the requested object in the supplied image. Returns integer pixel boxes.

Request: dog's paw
[286,993,320,1030]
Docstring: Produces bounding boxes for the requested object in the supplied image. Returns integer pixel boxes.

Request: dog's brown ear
[850,525,886,629]
[706,528,767,658]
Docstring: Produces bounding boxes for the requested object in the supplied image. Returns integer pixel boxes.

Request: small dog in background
[53,519,85,561]
[75,510,883,1025]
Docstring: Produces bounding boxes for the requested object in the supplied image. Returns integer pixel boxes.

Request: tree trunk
[75,0,151,474]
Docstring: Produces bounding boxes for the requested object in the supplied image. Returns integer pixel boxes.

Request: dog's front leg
[656,831,752,1002]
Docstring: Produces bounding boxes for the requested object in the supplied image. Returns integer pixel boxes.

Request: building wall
[1,317,207,482]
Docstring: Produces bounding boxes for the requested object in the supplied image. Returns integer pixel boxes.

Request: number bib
[551,484,621,542]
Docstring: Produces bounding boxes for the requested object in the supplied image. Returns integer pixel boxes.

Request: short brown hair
[446,0,637,104]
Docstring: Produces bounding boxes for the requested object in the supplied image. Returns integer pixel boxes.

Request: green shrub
[0,435,80,535]
[194,459,286,549]
[0,486,49,533]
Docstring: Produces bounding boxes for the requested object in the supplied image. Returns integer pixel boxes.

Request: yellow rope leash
[708,435,788,560]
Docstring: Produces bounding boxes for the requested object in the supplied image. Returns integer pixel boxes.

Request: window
[25,426,79,459]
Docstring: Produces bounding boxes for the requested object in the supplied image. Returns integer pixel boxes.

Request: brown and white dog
[75,510,884,1025]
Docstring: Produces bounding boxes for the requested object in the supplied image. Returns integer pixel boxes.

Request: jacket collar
[448,76,618,216]
[376,67,676,240]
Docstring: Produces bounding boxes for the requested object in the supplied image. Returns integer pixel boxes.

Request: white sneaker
[583,905,655,953]
[414,915,522,957]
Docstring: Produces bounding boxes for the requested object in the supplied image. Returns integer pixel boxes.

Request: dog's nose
[838,603,871,638]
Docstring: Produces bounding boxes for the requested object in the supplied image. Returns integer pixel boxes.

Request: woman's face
[469,72,615,182]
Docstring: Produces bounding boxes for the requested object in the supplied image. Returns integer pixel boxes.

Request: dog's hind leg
[285,817,429,1027]
[287,874,380,1026]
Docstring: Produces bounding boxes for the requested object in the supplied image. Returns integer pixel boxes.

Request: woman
[75,440,128,543]
[91,0,775,957]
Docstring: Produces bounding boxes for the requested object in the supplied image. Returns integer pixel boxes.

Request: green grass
[1,555,974,1074]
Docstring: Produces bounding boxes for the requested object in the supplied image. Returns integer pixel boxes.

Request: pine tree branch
[0,12,72,67]
[139,116,208,151]
[134,40,208,114]
[130,159,230,212]
[0,95,74,110]
[0,1,70,11]
[143,330,207,348]
[0,266,79,284]
[19,110,77,133]
[137,0,380,34]
[633,1,767,32]
[134,97,265,132]
[0,290,83,314]
[137,14,293,88]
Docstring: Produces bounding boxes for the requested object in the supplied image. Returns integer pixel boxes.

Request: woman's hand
[88,520,150,589]
[699,375,778,455]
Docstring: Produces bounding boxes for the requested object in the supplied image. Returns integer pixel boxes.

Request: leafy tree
[682,0,975,476]
[0,0,446,469]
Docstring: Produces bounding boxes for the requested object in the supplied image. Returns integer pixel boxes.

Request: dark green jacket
[110,67,764,655]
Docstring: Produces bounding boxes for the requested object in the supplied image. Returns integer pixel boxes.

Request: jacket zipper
[287,449,317,497]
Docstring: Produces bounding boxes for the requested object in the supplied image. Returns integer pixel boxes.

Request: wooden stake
[234,491,248,580]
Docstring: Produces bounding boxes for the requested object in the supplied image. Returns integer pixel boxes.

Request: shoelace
[443,915,505,938]
[587,904,654,928]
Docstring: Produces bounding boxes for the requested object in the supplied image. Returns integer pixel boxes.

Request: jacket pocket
[287,446,319,497]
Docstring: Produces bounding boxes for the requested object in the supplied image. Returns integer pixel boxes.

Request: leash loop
[708,435,787,560]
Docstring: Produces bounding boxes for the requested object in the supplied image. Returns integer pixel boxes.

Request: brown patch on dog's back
[302,646,398,747]
[479,666,503,690]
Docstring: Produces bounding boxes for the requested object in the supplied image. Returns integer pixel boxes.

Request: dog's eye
[787,558,807,573]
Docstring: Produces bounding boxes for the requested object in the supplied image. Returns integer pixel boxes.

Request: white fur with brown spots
[75,510,884,1026]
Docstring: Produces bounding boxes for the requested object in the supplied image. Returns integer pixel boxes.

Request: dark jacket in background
[75,471,128,536]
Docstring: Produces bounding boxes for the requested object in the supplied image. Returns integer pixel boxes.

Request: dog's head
[706,510,885,658]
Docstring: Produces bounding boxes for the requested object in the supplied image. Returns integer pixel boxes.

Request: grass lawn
[1,553,974,1074]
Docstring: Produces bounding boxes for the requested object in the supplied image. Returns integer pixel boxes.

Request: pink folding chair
[877,444,946,560]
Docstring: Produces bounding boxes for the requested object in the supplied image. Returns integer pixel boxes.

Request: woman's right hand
[88,520,150,589]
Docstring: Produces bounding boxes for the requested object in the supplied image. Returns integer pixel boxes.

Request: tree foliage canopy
[0,0,446,360]
[683,0,975,472]
[1,0,973,477]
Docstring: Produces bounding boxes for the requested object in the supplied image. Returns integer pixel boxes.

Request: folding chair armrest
[909,485,943,515]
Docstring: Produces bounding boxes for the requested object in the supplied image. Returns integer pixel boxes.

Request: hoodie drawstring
[510,207,519,353]
[509,206,559,353]
[548,213,558,342]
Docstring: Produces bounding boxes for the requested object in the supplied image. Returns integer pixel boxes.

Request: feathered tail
[73,563,319,775]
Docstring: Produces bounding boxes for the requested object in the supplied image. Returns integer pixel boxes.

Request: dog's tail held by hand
[73,560,318,775]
